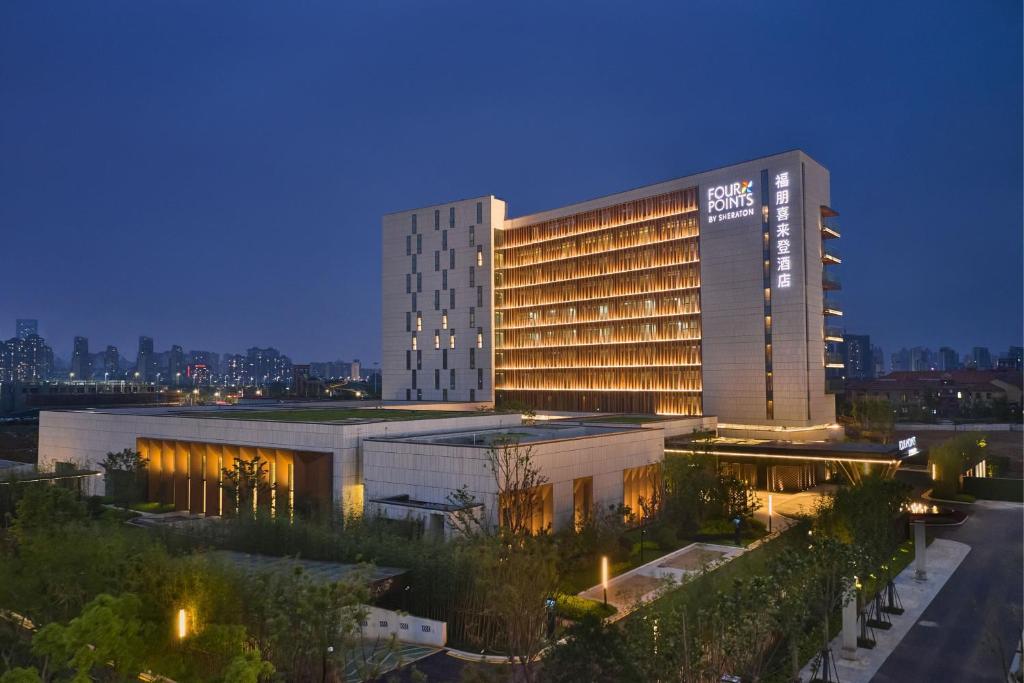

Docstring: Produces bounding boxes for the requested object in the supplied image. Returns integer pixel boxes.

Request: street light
[601,555,609,606]
[177,608,188,640]
[768,494,773,534]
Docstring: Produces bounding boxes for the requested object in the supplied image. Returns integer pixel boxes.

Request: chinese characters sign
[773,171,792,289]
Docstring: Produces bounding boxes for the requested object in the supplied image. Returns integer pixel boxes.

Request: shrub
[555,594,616,621]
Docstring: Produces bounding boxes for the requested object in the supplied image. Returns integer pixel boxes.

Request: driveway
[872,500,1023,682]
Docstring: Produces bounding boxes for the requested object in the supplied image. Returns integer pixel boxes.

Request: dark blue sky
[2,1,1021,364]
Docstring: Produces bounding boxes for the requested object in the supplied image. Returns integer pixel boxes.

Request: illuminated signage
[773,171,792,289]
[899,436,917,451]
[706,180,755,223]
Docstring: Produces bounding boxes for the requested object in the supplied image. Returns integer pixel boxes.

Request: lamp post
[640,527,647,564]
[768,494,773,534]
[177,608,188,640]
[601,555,609,606]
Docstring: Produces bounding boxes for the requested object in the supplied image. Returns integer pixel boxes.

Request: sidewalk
[798,538,971,683]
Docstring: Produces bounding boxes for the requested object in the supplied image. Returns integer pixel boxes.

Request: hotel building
[382,150,842,429]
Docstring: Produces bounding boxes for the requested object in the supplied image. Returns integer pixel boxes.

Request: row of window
[407,368,486,390]
[409,202,484,235]
[410,327,485,350]
[405,347,482,370]
[496,291,700,330]
[495,340,701,369]
[496,316,700,350]
[495,264,700,310]
[406,308,478,332]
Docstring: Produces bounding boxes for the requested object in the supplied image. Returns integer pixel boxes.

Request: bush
[555,594,616,621]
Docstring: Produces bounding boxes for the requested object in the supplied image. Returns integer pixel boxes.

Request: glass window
[434,290,440,310]
[450,289,456,308]
[469,307,476,326]
[416,234,422,254]
[416,388,422,401]
[442,230,448,251]
[411,255,417,273]
[434,209,440,230]
[476,246,483,267]
[477,286,483,307]
[405,312,410,332]
[411,213,417,232]
[416,272,422,292]
[434,331,440,349]
[449,207,455,228]
[434,369,440,389]
[405,235,411,255]
[411,335,417,351]
[441,311,448,329]
[405,350,410,370]
[442,270,448,290]
[450,369,456,389]
[478,368,483,389]
[449,330,456,349]
[434,251,440,271]
[416,313,422,332]
[450,248,455,269]
[417,350,422,369]
[411,369,417,389]
[405,274,411,293]
[443,349,448,369]
[469,225,475,246]
[477,328,483,348]
[469,266,475,287]
[476,202,483,224]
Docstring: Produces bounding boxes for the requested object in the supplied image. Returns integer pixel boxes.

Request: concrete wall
[359,605,447,648]
[381,197,504,404]
[38,409,521,510]
[363,426,664,531]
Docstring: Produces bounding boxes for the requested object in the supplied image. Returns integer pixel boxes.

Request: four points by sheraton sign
[706,180,755,223]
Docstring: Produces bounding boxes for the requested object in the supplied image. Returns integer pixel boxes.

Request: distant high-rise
[16,319,38,340]
[999,346,1023,371]
[938,347,959,371]
[2,334,53,382]
[189,350,220,377]
[970,346,992,370]
[890,348,910,372]
[168,345,186,384]
[871,346,886,378]
[843,334,873,380]
[70,336,92,380]
[136,336,155,381]
[103,346,120,378]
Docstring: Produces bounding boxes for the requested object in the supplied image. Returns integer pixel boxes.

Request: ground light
[601,555,609,605]
[177,608,188,640]
[768,493,773,533]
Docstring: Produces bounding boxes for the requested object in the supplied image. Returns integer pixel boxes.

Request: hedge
[555,593,617,621]
[962,476,1024,503]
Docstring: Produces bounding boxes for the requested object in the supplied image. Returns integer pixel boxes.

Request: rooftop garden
[194,408,489,423]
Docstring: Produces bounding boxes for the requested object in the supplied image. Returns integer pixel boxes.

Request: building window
[411,255,417,273]
[434,251,440,271]
[405,312,411,332]
[405,235,411,255]
[416,234,422,254]
[411,369,417,389]
[417,350,422,369]
[469,307,476,326]
[469,348,475,369]
[405,350,410,370]
[477,368,483,390]
[416,313,422,332]
[434,369,440,389]
[434,290,440,310]
[406,388,411,401]
[411,213,417,232]
[411,292,417,310]
[449,206,455,228]
[450,289,456,308]
[449,248,455,269]
[416,272,422,292]
[443,349,448,369]
[477,286,483,307]
[434,330,440,349]
[469,266,475,287]
[476,246,483,267]
[411,335,417,351]
[476,201,483,224]
[416,388,422,401]
[442,230,448,251]
[470,388,476,401]
[477,328,483,348]
[449,330,456,349]
[405,274,411,294]
[442,388,448,401]
[442,270,448,290]
[441,311,448,329]
[450,369,456,389]
[469,225,476,246]
[434,209,440,230]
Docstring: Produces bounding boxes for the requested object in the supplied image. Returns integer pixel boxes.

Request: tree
[488,436,549,537]
[541,614,639,683]
[221,455,271,518]
[99,448,148,510]
[929,432,986,498]
[851,398,895,443]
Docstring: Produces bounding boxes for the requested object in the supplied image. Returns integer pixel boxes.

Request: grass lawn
[197,408,486,423]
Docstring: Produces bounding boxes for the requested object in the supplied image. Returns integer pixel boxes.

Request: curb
[921,488,975,505]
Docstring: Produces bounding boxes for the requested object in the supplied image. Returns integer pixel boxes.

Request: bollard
[914,521,927,582]
[841,587,858,660]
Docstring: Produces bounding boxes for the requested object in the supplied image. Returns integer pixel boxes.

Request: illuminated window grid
[494,189,701,415]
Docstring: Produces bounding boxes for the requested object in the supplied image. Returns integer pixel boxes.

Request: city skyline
[2,2,1021,363]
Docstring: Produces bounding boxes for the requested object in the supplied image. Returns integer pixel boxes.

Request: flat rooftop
[368,422,648,447]
[208,550,407,586]
[665,436,909,462]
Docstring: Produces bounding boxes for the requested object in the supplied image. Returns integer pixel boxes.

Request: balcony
[825,377,845,394]
[824,326,844,343]
[822,272,841,291]
[825,352,845,368]
[824,298,843,317]
[822,247,842,265]
[821,221,841,239]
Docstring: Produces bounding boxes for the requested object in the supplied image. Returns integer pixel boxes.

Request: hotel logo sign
[773,171,792,289]
[706,180,755,223]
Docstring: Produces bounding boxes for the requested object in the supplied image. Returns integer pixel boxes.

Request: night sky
[2,1,1021,365]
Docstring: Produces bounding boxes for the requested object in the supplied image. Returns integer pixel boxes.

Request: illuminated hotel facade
[382,150,841,428]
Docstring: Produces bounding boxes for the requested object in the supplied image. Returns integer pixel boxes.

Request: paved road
[872,500,1023,683]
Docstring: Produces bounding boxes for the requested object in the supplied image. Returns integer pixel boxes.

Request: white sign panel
[706,180,755,223]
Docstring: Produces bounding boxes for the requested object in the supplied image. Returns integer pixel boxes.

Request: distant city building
[847,370,1022,421]
[103,345,120,378]
[70,336,93,380]
[245,347,292,386]
[938,347,960,371]
[871,345,885,377]
[16,319,38,340]
[998,346,1023,371]
[222,354,247,386]
[137,336,155,381]
[189,350,219,377]
[969,346,993,370]
[168,345,186,385]
[891,348,911,372]
[351,360,361,380]
[843,334,873,380]
[1,334,53,382]
[188,363,212,386]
